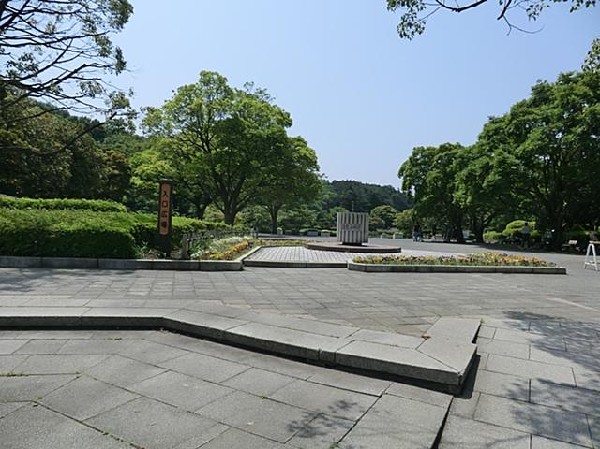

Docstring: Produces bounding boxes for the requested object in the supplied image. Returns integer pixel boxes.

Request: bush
[0,209,242,259]
[0,210,137,258]
[0,196,127,212]
[483,231,504,243]
[501,220,537,239]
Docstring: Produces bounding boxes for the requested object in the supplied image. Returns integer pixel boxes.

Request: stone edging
[0,255,242,271]
[242,260,347,268]
[0,307,479,394]
[347,261,567,274]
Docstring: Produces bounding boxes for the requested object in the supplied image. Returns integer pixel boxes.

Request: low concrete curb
[241,245,348,268]
[0,256,242,271]
[305,241,403,253]
[348,261,567,274]
[242,260,347,268]
[0,306,479,393]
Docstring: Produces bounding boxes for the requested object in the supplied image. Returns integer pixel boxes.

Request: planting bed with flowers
[191,237,310,261]
[352,252,556,267]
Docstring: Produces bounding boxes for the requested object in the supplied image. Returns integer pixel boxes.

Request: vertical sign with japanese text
[158,180,173,253]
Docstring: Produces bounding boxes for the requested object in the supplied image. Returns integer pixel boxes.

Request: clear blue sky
[113,1,598,187]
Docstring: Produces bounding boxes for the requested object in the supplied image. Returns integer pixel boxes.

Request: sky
[112,1,599,187]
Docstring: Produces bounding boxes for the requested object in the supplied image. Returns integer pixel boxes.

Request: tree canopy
[386,0,597,38]
[0,97,130,200]
[0,0,133,126]
[143,71,315,225]
[398,68,600,246]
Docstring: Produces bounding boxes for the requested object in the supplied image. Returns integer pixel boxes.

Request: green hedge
[0,196,127,212]
[0,210,138,258]
[0,208,248,259]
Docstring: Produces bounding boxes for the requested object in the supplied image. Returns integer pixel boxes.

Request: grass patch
[353,252,556,267]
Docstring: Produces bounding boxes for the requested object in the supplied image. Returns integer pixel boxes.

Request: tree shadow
[286,399,360,447]
[0,268,136,294]
[487,311,600,446]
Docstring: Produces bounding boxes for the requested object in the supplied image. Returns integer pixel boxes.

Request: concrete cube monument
[337,212,369,245]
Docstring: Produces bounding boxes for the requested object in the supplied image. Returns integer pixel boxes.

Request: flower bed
[191,238,311,261]
[352,252,555,267]
[349,252,566,274]
[192,237,253,261]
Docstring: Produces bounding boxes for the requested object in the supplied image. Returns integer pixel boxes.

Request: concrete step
[0,307,480,393]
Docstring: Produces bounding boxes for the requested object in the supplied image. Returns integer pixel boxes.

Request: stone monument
[337,212,369,245]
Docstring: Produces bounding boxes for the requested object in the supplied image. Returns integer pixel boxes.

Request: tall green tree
[143,71,294,225]
[484,71,600,247]
[453,141,519,242]
[258,137,322,234]
[398,143,467,242]
[0,98,130,199]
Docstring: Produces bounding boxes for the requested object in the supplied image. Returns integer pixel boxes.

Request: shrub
[483,231,503,243]
[0,209,137,258]
[0,196,127,212]
[501,220,536,239]
[0,209,240,259]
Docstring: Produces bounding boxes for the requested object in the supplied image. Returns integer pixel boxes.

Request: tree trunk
[193,201,207,219]
[269,205,280,235]
[223,209,236,225]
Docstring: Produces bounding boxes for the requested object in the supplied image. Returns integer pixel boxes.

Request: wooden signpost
[157,180,173,257]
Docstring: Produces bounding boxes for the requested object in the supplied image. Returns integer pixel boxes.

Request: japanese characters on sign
[158,180,172,236]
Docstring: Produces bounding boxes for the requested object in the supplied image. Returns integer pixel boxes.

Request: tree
[0,0,133,123]
[481,71,600,248]
[583,37,600,73]
[143,71,294,225]
[127,143,175,212]
[398,143,467,242]
[370,205,399,230]
[258,137,322,233]
[386,0,596,39]
[394,209,414,236]
[453,142,519,242]
[0,98,131,199]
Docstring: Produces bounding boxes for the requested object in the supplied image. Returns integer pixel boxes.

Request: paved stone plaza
[1,239,599,448]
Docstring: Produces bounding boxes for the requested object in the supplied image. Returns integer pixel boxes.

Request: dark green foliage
[0,210,137,258]
[321,181,409,213]
[369,205,399,230]
[0,208,241,258]
[399,66,600,247]
[0,98,132,201]
[0,196,127,212]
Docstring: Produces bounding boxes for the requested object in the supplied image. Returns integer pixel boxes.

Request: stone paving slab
[0,305,479,392]
[2,240,600,448]
[0,330,454,449]
[244,246,451,267]
[439,316,600,448]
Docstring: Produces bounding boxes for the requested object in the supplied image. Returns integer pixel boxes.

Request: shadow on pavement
[0,268,136,294]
